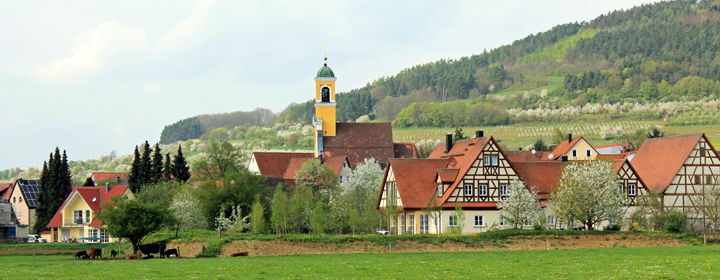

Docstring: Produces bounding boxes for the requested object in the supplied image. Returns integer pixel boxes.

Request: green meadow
[4,246,720,279]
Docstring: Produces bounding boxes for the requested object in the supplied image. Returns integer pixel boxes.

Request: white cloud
[31,21,147,80]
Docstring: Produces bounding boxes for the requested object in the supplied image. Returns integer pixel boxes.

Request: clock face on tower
[321,87,330,102]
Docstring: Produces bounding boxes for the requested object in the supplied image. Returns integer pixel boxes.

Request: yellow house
[8,179,41,229]
[46,185,134,243]
[547,134,598,161]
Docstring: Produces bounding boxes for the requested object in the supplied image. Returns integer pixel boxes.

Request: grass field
[3,246,719,279]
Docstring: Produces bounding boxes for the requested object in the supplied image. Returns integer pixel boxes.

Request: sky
[0,0,655,170]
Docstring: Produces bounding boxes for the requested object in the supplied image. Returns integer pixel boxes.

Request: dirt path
[217,233,687,257]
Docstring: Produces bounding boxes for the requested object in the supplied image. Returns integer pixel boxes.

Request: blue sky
[0,0,655,169]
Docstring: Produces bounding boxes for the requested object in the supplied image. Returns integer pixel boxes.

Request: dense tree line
[160,117,203,144]
[34,148,73,234]
[160,108,277,144]
[128,141,190,193]
[395,101,511,128]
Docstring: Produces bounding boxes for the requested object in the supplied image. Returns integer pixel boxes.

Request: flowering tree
[215,205,247,237]
[170,188,208,234]
[552,161,628,230]
[498,179,542,229]
[340,158,384,233]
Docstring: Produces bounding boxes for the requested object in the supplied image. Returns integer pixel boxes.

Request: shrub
[663,211,687,233]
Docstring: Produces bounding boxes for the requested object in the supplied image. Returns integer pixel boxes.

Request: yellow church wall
[315,106,337,136]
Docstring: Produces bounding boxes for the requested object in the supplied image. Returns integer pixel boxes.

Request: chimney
[105,181,109,193]
[475,130,484,138]
[445,133,453,154]
[561,155,568,162]
[568,134,573,142]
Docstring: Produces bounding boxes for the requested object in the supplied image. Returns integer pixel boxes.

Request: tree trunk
[175,222,180,238]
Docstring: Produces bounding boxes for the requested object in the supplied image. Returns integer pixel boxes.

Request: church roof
[316,64,335,78]
[323,122,396,167]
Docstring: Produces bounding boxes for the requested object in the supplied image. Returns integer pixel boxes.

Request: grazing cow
[125,254,139,260]
[161,248,179,258]
[75,250,88,259]
[135,243,166,257]
[82,255,90,259]
[89,247,101,259]
[111,250,118,258]
[230,252,249,257]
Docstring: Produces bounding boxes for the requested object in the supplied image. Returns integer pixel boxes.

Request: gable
[632,134,704,193]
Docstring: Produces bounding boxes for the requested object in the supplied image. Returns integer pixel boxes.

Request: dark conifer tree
[58,150,73,201]
[140,141,152,186]
[163,153,173,181]
[128,145,141,191]
[172,145,191,182]
[33,160,51,233]
[151,143,164,183]
[82,177,95,186]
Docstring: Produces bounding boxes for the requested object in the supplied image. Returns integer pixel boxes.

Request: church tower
[313,55,337,157]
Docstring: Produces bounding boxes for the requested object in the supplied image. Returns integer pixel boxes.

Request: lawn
[4,246,720,279]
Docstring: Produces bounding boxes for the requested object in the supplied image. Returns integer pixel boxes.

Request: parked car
[375,229,389,235]
[26,234,48,243]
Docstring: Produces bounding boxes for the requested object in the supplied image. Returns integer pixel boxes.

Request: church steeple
[313,48,338,158]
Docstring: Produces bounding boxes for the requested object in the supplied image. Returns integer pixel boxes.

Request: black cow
[135,243,166,257]
[110,250,118,258]
[75,250,88,259]
[161,248,179,258]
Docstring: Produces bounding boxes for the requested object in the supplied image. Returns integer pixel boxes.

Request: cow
[125,253,139,260]
[75,250,88,259]
[161,248,179,258]
[110,250,118,258]
[230,252,249,257]
[89,247,102,259]
[135,243,166,258]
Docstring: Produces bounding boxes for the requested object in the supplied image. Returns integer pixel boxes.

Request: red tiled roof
[597,153,631,161]
[631,134,705,193]
[380,159,448,209]
[92,172,128,182]
[437,169,459,183]
[0,182,13,201]
[503,151,548,162]
[282,157,345,187]
[47,185,130,228]
[252,152,313,179]
[322,156,347,175]
[513,162,567,199]
[393,142,419,159]
[323,122,395,167]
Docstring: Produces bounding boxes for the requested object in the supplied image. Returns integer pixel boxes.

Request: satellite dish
[531,149,536,155]
[92,197,97,202]
[548,154,554,159]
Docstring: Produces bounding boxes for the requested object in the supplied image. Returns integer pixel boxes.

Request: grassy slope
[5,246,720,279]
[394,122,720,150]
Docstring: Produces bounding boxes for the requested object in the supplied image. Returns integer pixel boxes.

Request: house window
[700,147,706,157]
[464,184,473,197]
[523,219,533,227]
[85,210,90,223]
[339,176,343,183]
[491,155,498,166]
[400,214,406,234]
[483,155,490,166]
[420,214,429,234]
[586,149,591,157]
[499,216,507,227]
[13,197,15,203]
[100,229,109,243]
[73,210,83,224]
[547,215,555,225]
[628,184,637,196]
[438,185,443,197]
[409,214,415,234]
[474,215,485,227]
[499,185,508,197]
[449,215,458,227]
[572,150,577,158]
[695,175,701,185]
[478,185,488,196]
[19,197,22,203]
[707,175,714,184]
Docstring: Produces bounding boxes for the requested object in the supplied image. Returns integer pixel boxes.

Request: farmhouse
[378,131,652,234]
[46,185,134,243]
[631,134,720,225]
[252,57,417,185]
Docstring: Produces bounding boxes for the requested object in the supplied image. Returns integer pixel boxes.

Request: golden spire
[323,45,328,65]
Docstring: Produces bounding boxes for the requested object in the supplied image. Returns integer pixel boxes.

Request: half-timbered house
[631,134,720,225]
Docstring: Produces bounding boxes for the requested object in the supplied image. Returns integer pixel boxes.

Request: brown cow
[230,252,249,257]
[90,246,99,260]
[125,253,139,260]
